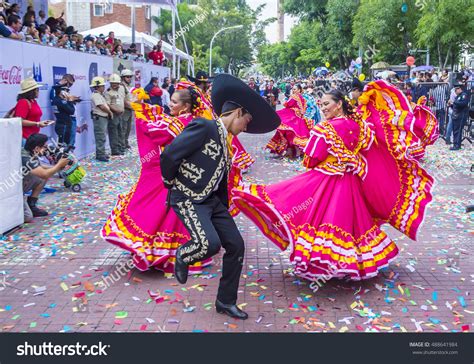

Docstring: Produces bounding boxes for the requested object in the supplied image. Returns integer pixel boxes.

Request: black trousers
[171,192,245,305]
[452,114,466,148]
[55,119,72,145]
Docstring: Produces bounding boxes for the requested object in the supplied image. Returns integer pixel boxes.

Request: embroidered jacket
[160,117,230,206]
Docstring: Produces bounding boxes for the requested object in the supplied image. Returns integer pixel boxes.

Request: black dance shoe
[215,300,248,320]
[174,250,189,284]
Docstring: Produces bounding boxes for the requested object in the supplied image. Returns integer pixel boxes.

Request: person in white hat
[105,74,125,156]
[90,76,113,162]
[119,69,134,149]
[13,78,54,145]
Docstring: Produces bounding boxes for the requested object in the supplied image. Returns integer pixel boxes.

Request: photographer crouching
[22,134,69,222]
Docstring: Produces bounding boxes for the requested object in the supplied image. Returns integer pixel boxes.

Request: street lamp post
[209,25,243,76]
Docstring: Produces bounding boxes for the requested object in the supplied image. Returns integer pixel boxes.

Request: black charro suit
[160,117,245,305]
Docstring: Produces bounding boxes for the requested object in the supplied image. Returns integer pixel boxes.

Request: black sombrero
[211,73,280,134]
[187,70,210,84]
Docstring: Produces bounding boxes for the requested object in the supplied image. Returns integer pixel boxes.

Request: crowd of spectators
[0,1,168,65]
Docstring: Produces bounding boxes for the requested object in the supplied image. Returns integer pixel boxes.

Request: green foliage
[259,0,472,77]
[153,0,274,74]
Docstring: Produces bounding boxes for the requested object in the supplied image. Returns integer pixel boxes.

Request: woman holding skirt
[233,81,437,281]
[267,84,312,157]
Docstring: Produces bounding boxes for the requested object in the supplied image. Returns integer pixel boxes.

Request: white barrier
[0,38,171,159]
[0,118,23,234]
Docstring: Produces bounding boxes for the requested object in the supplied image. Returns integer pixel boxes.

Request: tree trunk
[443,44,452,69]
[437,42,442,69]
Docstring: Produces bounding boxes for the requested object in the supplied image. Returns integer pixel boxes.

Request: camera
[44,143,74,166]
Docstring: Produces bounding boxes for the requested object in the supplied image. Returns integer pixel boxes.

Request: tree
[153,0,267,75]
[352,0,422,68]
[415,0,474,69]
[283,0,328,22]
[323,0,358,69]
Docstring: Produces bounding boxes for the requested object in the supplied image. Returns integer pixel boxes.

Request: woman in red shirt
[15,78,52,143]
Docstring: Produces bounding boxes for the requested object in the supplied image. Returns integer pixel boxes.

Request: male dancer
[160,74,279,319]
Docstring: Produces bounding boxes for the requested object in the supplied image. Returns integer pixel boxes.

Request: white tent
[79,22,192,62]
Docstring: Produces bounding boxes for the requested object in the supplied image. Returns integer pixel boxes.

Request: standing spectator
[90,77,113,162]
[105,31,115,46]
[431,83,448,135]
[450,83,470,151]
[144,77,162,105]
[22,134,69,221]
[148,41,164,65]
[169,78,178,97]
[14,78,52,145]
[248,77,259,93]
[51,85,75,145]
[105,74,125,156]
[285,79,295,98]
[119,69,134,149]
[444,85,457,144]
[49,74,79,148]
[440,69,449,83]
[37,10,47,25]
[161,80,171,114]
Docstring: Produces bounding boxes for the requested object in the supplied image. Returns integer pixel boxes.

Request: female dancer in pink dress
[101,86,213,273]
[266,84,312,157]
[233,81,437,281]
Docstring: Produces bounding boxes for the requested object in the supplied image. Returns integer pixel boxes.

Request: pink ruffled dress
[266,93,312,155]
[232,80,438,281]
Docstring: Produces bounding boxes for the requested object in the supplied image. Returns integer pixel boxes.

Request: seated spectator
[96,39,108,55]
[5,3,19,17]
[22,133,69,221]
[113,44,124,57]
[6,14,22,38]
[45,16,59,32]
[37,23,50,44]
[22,10,36,27]
[37,10,46,25]
[0,1,10,23]
[23,20,39,42]
[84,39,98,54]
[0,18,20,39]
[127,43,138,55]
[14,78,53,145]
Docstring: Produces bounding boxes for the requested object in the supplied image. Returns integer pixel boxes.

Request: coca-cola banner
[0,38,170,159]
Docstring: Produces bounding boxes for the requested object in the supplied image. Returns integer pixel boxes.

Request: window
[93,4,104,17]
[105,3,113,14]
[145,6,151,20]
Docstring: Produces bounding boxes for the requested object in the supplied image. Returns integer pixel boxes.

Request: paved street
[0,132,472,333]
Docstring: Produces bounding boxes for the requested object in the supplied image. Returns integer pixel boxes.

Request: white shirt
[161,88,170,106]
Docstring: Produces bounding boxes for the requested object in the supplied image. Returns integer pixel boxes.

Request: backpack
[3,99,31,118]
